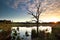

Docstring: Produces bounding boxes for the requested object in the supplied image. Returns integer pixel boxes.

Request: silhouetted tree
[27,1,46,37]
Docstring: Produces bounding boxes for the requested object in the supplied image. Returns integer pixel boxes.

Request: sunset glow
[0,0,60,22]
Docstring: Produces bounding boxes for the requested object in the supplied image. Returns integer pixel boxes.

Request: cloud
[6,0,30,9]
[26,0,60,14]
[6,0,60,13]
[46,0,60,10]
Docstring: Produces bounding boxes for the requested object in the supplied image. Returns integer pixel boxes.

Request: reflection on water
[11,27,37,38]
[11,26,52,40]
[39,26,52,33]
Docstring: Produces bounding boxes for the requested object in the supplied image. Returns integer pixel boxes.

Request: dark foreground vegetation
[0,20,60,40]
[31,27,60,40]
[0,27,60,40]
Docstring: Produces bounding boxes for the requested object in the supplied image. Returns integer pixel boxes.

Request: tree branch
[36,2,41,16]
[27,9,37,19]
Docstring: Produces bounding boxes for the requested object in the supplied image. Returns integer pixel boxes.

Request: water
[11,26,52,40]
[0,29,3,32]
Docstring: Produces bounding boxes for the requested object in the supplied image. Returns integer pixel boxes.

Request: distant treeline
[0,20,60,27]
[0,20,60,24]
[0,20,11,24]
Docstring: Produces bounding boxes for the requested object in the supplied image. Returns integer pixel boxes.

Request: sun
[53,21,58,23]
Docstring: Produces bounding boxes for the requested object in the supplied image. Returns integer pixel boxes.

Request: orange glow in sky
[39,9,60,22]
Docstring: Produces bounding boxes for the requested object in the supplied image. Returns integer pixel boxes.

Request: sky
[0,0,60,22]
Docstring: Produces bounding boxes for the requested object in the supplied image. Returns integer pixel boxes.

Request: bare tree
[27,2,44,37]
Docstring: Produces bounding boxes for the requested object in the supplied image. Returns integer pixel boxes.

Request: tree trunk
[36,18,39,37]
